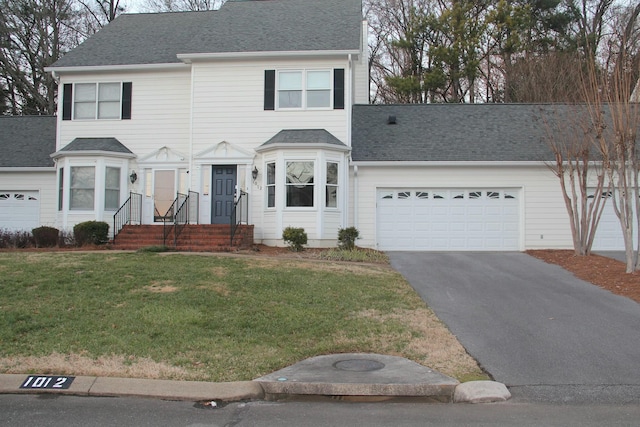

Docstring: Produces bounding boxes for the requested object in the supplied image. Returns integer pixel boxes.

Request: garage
[0,191,40,232]
[377,189,520,251]
[592,192,636,251]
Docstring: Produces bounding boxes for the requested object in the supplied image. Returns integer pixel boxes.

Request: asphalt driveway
[388,252,640,392]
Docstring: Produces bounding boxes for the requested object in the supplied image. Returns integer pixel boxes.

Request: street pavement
[387,251,640,403]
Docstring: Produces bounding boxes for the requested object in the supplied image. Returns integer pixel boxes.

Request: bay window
[286,161,314,207]
[326,162,338,208]
[266,162,276,208]
[104,167,121,210]
[70,166,95,210]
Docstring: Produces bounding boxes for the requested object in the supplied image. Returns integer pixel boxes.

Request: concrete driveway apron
[388,252,640,387]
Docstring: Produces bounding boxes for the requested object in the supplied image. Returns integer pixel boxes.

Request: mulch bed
[527,250,640,304]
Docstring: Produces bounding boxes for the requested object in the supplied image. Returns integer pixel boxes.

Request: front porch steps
[112,224,254,251]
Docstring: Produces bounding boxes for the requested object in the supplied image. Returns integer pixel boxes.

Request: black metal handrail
[112,192,142,242]
[230,190,248,246]
[161,191,200,246]
[162,193,185,245]
[172,191,199,246]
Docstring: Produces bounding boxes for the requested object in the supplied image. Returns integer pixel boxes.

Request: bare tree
[540,102,609,256]
[141,0,225,12]
[582,3,640,272]
[0,0,84,115]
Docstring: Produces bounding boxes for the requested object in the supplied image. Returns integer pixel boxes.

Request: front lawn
[0,252,483,382]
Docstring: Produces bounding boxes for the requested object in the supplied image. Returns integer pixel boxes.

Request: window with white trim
[70,166,95,210]
[326,162,338,208]
[277,70,331,109]
[104,167,121,210]
[286,161,314,207]
[266,162,276,208]
[74,82,122,120]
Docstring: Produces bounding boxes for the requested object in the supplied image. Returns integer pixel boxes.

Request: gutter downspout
[188,65,195,192]
[346,54,353,229]
[353,164,358,231]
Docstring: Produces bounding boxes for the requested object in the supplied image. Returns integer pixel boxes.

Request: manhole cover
[333,359,385,372]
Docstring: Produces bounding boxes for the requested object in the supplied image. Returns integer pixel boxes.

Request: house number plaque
[20,375,75,390]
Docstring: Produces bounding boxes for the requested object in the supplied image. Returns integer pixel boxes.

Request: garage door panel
[377,189,520,251]
[0,191,40,231]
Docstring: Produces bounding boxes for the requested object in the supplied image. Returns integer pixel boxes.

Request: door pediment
[138,146,188,166]
[195,141,255,164]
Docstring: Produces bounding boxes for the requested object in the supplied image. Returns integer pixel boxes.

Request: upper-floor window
[62,82,132,121]
[278,70,331,109]
[264,69,344,111]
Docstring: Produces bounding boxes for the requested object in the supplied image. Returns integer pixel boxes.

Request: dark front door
[211,165,237,224]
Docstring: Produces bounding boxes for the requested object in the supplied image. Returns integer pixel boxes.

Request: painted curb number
[20,376,75,390]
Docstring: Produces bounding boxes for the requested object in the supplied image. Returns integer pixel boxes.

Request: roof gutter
[0,167,56,172]
[350,160,551,167]
[177,50,361,63]
[45,63,190,74]
[255,143,352,154]
[51,150,137,160]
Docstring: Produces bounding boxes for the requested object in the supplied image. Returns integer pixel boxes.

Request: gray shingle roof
[0,116,56,168]
[50,0,362,68]
[60,138,133,154]
[260,129,346,148]
[351,104,586,162]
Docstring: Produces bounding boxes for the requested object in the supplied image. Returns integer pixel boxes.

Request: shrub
[32,226,59,248]
[282,227,307,252]
[73,221,110,246]
[337,227,360,250]
[0,229,33,248]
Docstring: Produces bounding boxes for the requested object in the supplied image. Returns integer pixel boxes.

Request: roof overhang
[256,142,351,154]
[46,63,189,75]
[350,161,550,167]
[51,150,137,160]
[177,50,361,64]
[0,167,56,172]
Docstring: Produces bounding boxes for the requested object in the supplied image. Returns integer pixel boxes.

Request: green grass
[0,252,482,382]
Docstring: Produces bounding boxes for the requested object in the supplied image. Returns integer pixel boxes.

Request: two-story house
[27,0,632,252]
[46,0,367,247]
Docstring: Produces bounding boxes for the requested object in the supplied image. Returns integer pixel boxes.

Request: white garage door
[0,191,40,231]
[592,191,635,251]
[377,189,520,251]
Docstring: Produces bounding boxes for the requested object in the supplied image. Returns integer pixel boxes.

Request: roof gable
[0,116,56,168]
[50,0,363,68]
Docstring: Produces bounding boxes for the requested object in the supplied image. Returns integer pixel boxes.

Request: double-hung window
[74,83,121,120]
[277,70,331,109]
[326,162,338,208]
[63,82,132,120]
[266,162,276,208]
[104,167,121,210]
[286,161,314,207]
[70,166,95,210]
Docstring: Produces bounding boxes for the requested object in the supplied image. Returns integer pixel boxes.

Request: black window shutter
[62,84,73,120]
[333,69,345,110]
[264,70,275,111]
[121,82,132,120]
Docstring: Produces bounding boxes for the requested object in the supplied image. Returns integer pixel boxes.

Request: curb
[0,374,510,404]
[0,374,263,402]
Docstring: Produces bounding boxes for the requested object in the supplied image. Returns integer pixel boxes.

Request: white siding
[57,69,192,157]
[190,58,350,156]
[350,164,574,251]
[0,170,57,229]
